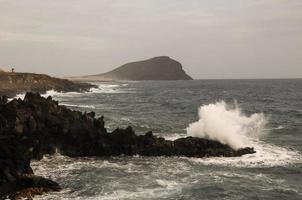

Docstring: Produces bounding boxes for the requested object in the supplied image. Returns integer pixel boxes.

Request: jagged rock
[0,93,255,199]
[5,176,61,200]
[0,137,60,199]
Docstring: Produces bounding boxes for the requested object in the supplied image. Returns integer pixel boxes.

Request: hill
[71,56,193,81]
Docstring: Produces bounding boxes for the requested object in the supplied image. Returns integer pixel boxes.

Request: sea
[24,79,302,199]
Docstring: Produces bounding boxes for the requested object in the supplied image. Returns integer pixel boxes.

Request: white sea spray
[186,101,266,150]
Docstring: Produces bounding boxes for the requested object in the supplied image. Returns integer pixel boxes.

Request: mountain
[0,71,94,97]
[71,56,193,81]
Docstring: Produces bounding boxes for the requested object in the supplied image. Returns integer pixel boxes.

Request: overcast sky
[0,0,301,79]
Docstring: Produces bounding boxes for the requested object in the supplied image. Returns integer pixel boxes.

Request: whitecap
[161,133,187,141]
[88,83,135,94]
[264,125,285,131]
[187,139,302,168]
[8,93,26,101]
[156,179,180,189]
[42,90,83,98]
[59,103,95,109]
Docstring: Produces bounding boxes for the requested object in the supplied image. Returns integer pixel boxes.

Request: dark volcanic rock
[0,137,61,199]
[70,56,193,81]
[0,93,255,198]
[0,93,255,159]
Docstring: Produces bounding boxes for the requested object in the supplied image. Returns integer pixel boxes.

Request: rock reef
[0,93,255,199]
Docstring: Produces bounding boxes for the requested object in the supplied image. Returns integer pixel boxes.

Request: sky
[0,0,301,79]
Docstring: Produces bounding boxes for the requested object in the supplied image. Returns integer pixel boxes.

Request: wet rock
[0,96,8,105]
[0,92,255,199]
[9,187,45,200]
[7,175,61,200]
[0,137,59,199]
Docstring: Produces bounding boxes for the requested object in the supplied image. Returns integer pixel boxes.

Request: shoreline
[0,92,255,199]
[0,71,96,98]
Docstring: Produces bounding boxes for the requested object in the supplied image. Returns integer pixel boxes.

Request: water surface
[30,79,302,200]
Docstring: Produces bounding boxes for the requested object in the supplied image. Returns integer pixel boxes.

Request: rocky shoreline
[0,71,94,98]
[0,93,255,199]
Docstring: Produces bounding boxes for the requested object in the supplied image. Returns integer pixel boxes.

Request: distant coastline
[0,71,94,97]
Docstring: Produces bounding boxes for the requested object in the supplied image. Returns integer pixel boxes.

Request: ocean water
[29,79,302,200]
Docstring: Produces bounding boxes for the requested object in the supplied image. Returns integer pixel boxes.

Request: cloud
[0,0,301,78]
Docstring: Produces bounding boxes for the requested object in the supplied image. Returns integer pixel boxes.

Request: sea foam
[187,139,302,168]
[8,83,132,102]
[186,101,266,150]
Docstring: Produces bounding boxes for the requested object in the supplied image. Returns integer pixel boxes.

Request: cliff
[0,72,94,97]
[70,56,193,81]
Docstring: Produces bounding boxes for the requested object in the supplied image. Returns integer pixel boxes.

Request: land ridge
[70,56,193,81]
[0,71,94,98]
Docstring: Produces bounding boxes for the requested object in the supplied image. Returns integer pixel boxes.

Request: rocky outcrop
[0,137,61,199]
[70,56,193,81]
[0,72,94,97]
[0,93,255,199]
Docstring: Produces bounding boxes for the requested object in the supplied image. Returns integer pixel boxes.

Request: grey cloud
[0,0,301,78]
